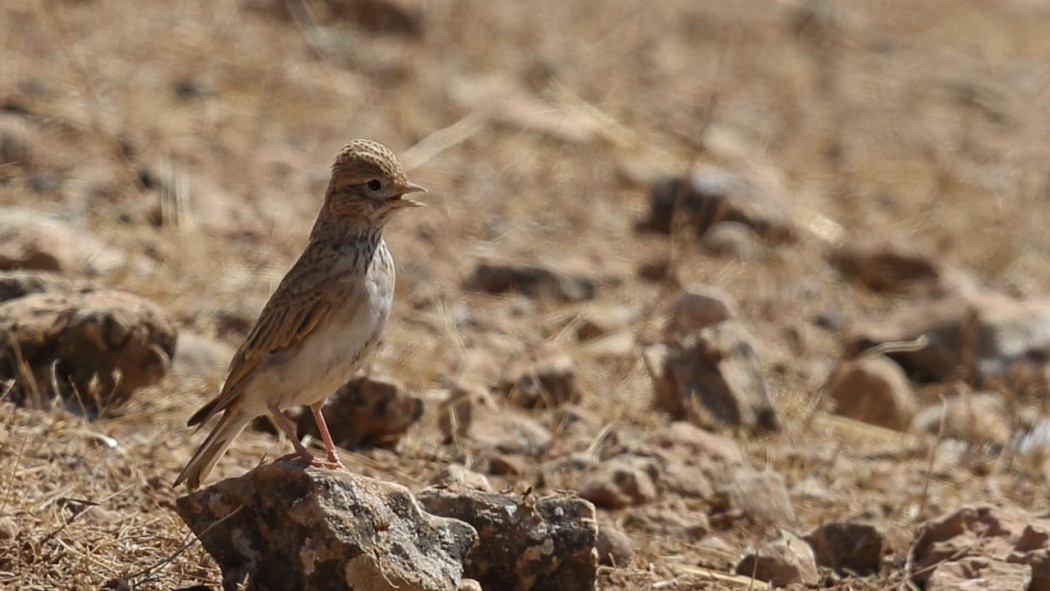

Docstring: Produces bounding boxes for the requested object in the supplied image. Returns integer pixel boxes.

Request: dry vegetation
[4,0,1050,588]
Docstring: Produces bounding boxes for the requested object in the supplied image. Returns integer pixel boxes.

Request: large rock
[439,385,552,456]
[829,240,973,295]
[735,531,819,587]
[641,162,795,242]
[0,290,176,415]
[910,390,1011,447]
[417,486,598,591]
[0,206,128,274]
[716,471,795,526]
[667,284,737,337]
[578,455,660,508]
[648,422,746,498]
[498,354,580,409]
[851,293,1050,383]
[176,462,477,591]
[926,556,1032,591]
[644,321,779,432]
[911,504,1050,590]
[825,354,917,431]
[804,520,883,575]
[293,375,423,449]
[466,262,595,301]
[0,270,73,303]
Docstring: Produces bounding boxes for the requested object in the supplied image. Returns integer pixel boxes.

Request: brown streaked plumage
[175,140,425,490]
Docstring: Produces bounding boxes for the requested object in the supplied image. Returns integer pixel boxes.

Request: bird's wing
[189,255,350,425]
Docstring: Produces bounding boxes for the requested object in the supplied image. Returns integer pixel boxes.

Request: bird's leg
[267,403,315,464]
[310,403,346,470]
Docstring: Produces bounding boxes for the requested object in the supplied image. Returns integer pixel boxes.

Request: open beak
[395,181,428,208]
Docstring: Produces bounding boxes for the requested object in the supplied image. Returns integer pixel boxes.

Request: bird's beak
[396,181,428,207]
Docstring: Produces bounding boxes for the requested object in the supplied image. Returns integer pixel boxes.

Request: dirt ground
[3,0,1050,588]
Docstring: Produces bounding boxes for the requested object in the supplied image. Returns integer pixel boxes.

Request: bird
[174,140,425,490]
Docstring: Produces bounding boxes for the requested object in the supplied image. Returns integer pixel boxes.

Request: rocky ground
[3,0,1050,589]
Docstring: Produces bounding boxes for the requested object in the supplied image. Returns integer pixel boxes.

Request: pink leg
[311,404,346,469]
[268,403,314,463]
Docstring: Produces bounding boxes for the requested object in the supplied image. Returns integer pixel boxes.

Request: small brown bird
[175,140,425,490]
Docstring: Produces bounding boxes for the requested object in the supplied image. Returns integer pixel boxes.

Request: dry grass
[3,0,1050,588]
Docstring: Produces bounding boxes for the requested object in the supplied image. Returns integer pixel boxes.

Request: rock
[926,557,1032,591]
[176,462,476,591]
[701,221,760,260]
[173,330,234,377]
[735,531,819,587]
[622,501,710,540]
[803,520,883,575]
[644,321,779,432]
[0,206,128,274]
[911,504,1050,589]
[717,471,795,526]
[294,375,423,449]
[440,385,552,456]
[0,270,74,303]
[498,354,580,409]
[667,285,736,336]
[0,113,36,171]
[248,0,423,35]
[578,455,659,508]
[466,262,595,301]
[572,304,638,341]
[851,293,1050,383]
[695,536,738,571]
[324,0,424,35]
[829,241,966,294]
[0,290,177,415]
[430,464,493,492]
[596,523,634,566]
[825,354,917,431]
[641,162,795,242]
[418,487,598,591]
[911,390,1011,447]
[648,422,745,497]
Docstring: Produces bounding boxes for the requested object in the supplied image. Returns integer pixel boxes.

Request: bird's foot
[309,455,346,470]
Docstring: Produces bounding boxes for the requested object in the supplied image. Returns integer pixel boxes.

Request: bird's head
[323,140,426,224]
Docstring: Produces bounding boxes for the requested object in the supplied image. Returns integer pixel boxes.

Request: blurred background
[4,0,1050,588]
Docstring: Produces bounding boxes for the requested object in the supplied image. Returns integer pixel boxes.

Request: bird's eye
[366,179,382,192]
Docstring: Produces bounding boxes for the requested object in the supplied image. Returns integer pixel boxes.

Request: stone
[176,462,476,591]
[717,471,795,526]
[829,241,973,295]
[466,262,595,301]
[701,221,760,260]
[911,390,1011,447]
[498,354,580,409]
[641,162,795,242]
[927,557,1032,591]
[596,522,634,566]
[622,501,710,540]
[803,520,883,575]
[173,330,234,377]
[851,293,1050,383]
[644,321,779,432]
[667,285,736,337]
[648,422,745,497]
[825,354,917,431]
[0,290,177,415]
[735,531,819,587]
[578,455,659,508]
[418,487,598,591]
[572,304,638,341]
[0,206,128,275]
[911,504,1050,589]
[247,0,423,36]
[430,464,493,492]
[0,270,74,304]
[440,384,552,456]
[294,375,423,449]
[0,113,36,171]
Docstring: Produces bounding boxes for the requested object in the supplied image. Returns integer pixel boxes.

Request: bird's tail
[174,409,250,490]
